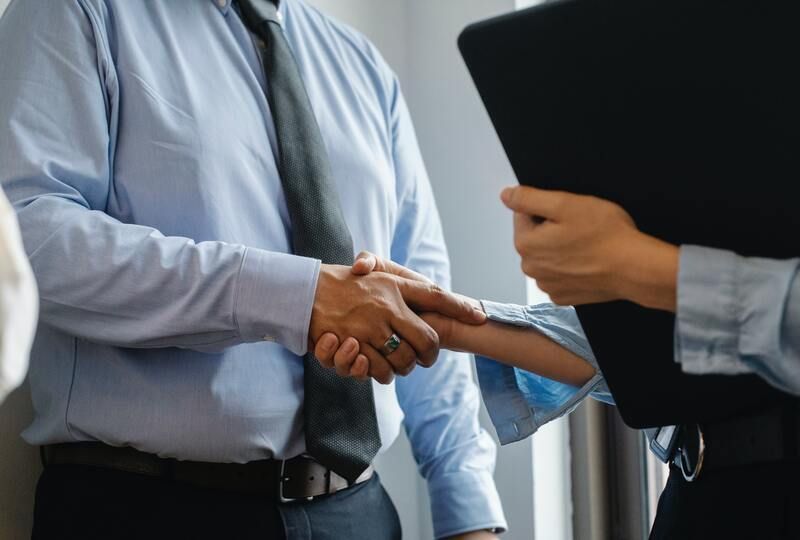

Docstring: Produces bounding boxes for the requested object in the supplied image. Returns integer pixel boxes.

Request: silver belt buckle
[679,424,706,482]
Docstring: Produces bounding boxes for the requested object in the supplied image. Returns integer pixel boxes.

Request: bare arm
[314,291,596,387]
[421,302,596,388]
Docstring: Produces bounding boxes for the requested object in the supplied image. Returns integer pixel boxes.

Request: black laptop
[459,0,800,428]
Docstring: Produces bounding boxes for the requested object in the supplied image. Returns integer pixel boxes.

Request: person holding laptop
[315,183,800,539]
[500,185,800,397]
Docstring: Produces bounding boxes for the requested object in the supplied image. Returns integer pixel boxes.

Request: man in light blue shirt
[0,0,505,538]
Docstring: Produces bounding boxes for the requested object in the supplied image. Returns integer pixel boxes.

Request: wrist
[615,232,679,312]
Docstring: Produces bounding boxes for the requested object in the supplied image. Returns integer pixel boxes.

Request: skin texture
[310,261,486,384]
[314,253,596,387]
[501,186,680,312]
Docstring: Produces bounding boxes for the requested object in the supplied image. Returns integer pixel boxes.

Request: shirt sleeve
[0,0,319,355]
[386,76,507,538]
[675,245,800,395]
[474,301,615,445]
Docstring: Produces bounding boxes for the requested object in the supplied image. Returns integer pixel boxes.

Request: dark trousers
[650,461,800,540]
[32,464,402,540]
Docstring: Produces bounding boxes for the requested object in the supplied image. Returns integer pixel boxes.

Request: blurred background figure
[0,186,37,405]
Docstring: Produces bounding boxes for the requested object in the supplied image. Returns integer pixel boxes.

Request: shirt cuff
[234,247,321,356]
[428,466,507,539]
[677,244,800,380]
[476,301,614,445]
[675,245,752,375]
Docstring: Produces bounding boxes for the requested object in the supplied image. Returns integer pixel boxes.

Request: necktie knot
[238,0,281,30]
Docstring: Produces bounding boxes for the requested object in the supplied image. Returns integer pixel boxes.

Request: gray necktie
[236,0,381,483]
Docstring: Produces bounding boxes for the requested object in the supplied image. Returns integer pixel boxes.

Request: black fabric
[235,0,380,483]
[459,0,800,428]
[32,465,401,540]
[650,463,800,540]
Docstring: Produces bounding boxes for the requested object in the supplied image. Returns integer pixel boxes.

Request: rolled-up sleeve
[475,301,614,445]
[676,245,800,395]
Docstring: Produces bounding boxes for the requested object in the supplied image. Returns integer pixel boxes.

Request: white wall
[0,1,533,539]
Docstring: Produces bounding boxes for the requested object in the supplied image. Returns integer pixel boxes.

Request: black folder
[459,0,800,428]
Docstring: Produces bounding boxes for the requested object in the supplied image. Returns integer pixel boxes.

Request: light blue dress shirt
[0,0,505,535]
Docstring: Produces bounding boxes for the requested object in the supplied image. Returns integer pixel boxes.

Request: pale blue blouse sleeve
[475,300,615,445]
[676,245,800,395]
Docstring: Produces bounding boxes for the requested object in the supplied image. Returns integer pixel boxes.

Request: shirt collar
[213,0,286,19]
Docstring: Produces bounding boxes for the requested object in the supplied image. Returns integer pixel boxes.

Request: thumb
[501,185,567,221]
[352,251,378,275]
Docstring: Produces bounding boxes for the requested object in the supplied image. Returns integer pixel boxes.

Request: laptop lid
[459,0,800,427]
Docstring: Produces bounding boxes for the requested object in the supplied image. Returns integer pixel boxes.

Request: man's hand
[310,259,486,384]
[501,185,679,311]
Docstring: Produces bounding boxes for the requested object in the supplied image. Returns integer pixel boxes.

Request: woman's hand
[501,185,679,311]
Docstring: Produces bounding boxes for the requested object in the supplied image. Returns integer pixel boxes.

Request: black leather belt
[41,442,373,503]
[671,404,800,480]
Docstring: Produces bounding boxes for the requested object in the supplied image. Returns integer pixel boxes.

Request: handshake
[309,252,486,384]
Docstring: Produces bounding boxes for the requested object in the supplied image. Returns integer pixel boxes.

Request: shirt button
[217,0,227,8]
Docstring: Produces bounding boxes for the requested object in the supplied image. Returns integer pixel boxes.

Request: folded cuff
[476,300,614,444]
[676,245,751,375]
[428,468,507,539]
[234,247,320,356]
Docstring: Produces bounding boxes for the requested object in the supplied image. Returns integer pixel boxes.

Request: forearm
[18,197,318,353]
[447,318,596,387]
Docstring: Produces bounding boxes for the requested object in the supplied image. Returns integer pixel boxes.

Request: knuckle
[422,348,441,367]
[397,359,416,377]
[427,283,445,301]
[421,328,439,351]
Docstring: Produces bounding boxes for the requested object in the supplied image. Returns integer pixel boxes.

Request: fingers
[389,306,440,367]
[352,251,432,284]
[385,340,419,376]
[501,185,568,221]
[513,211,539,235]
[350,354,370,380]
[360,343,396,385]
[331,335,418,380]
[333,337,360,377]
[314,333,340,368]
[397,279,487,325]
[373,258,432,283]
[352,251,378,276]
